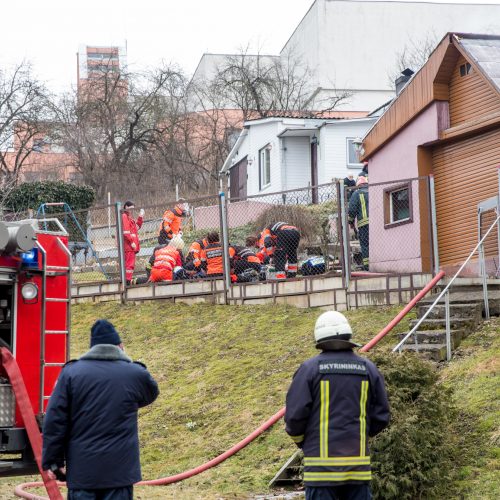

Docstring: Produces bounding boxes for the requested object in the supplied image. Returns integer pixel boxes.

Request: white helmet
[314,311,360,350]
[168,235,185,250]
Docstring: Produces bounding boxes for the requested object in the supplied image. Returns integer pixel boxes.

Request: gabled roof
[362,32,500,159]
[459,35,500,93]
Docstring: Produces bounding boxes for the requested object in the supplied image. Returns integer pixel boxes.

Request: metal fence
[341,177,434,278]
[19,177,440,288]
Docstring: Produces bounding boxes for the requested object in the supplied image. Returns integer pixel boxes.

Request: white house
[221,113,376,199]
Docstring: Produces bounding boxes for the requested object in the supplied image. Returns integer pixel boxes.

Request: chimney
[395,68,414,95]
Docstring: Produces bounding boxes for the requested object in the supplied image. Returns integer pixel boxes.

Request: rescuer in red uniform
[122,201,144,285]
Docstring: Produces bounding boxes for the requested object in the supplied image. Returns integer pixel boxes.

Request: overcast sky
[2,0,500,93]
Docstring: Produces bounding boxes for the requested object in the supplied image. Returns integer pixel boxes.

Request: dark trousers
[68,486,133,500]
[358,225,369,271]
[306,484,372,500]
[274,229,300,273]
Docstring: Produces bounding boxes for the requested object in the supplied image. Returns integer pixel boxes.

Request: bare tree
[388,31,438,86]
[52,62,189,200]
[0,62,53,187]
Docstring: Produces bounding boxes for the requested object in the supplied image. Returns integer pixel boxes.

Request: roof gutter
[220,128,248,175]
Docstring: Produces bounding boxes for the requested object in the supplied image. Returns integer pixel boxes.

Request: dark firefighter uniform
[285,350,390,488]
[229,245,262,277]
[260,222,300,278]
[348,185,369,271]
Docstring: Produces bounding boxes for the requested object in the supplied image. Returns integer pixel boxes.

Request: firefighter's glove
[131,242,137,250]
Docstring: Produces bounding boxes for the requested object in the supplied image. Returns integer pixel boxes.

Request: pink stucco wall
[368,102,449,273]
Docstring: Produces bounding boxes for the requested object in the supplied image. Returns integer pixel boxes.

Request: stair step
[399,329,462,346]
[398,343,448,362]
[417,303,482,320]
[409,317,478,332]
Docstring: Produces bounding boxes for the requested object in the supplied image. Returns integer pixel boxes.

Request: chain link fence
[342,177,434,275]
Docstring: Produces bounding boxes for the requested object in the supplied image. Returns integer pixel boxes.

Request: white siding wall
[280,137,311,191]
[245,121,282,196]
[319,119,375,182]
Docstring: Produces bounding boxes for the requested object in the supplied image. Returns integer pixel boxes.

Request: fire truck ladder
[36,202,109,279]
[35,233,72,415]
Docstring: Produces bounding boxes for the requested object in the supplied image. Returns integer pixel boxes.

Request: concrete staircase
[398,282,500,361]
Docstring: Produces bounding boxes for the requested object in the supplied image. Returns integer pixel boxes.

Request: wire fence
[343,177,434,275]
[7,177,446,287]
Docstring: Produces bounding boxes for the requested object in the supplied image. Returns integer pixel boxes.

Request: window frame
[259,144,271,190]
[383,182,413,229]
[346,137,363,169]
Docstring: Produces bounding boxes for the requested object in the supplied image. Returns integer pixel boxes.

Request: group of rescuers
[121,198,302,285]
[42,309,389,500]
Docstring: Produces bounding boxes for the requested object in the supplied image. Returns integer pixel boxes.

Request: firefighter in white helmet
[285,311,390,499]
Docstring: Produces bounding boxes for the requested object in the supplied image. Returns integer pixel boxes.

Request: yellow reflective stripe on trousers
[359,380,369,456]
[360,193,368,222]
[320,380,330,458]
[304,456,370,466]
[304,471,372,482]
[290,434,304,443]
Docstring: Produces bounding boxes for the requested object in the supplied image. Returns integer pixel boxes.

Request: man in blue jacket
[285,311,390,500]
[42,320,159,500]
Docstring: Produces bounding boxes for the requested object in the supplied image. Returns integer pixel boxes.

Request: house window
[459,62,472,77]
[259,145,271,190]
[384,183,413,228]
[346,138,362,168]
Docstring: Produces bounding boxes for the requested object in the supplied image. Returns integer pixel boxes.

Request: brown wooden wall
[432,128,500,267]
[448,55,500,128]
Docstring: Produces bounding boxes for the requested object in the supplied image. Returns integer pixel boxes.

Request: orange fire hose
[13,271,444,499]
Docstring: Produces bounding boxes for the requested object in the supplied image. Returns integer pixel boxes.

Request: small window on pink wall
[384,182,413,228]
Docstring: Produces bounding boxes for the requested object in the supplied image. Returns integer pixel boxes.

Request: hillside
[0,301,497,499]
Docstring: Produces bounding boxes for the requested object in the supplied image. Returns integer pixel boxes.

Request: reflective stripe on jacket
[348,187,369,228]
[261,223,299,249]
[150,245,182,271]
[187,238,208,268]
[200,242,224,275]
[229,245,261,264]
[285,350,390,486]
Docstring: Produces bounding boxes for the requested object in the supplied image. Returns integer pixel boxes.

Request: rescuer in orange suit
[256,222,301,279]
[148,236,184,282]
[184,237,208,274]
[158,199,189,244]
[122,201,144,285]
[229,241,262,281]
[200,231,224,277]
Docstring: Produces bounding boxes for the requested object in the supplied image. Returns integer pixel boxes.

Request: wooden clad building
[363,33,500,275]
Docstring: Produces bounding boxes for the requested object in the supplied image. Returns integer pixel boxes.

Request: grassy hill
[0,301,497,499]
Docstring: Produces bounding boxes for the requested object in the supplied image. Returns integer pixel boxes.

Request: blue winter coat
[285,349,390,486]
[42,344,159,489]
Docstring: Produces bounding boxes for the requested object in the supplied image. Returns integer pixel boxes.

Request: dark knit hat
[123,200,135,209]
[90,320,122,347]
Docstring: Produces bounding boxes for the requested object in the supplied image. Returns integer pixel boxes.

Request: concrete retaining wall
[72,273,434,310]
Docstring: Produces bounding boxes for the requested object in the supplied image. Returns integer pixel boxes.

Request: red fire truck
[0,219,70,476]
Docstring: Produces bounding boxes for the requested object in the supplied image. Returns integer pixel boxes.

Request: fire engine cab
[0,219,70,476]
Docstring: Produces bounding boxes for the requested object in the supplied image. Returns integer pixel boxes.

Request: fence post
[339,179,350,289]
[497,165,500,276]
[429,175,440,275]
[219,192,231,303]
[115,202,126,303]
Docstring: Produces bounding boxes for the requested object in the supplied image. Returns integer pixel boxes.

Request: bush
[5,181,95,213]
[368,352,459,499]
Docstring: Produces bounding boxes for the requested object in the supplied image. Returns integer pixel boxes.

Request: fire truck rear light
[0,384,15,427]
[21,282,38,301]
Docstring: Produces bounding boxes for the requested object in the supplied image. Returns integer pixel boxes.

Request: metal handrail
[393,211,500,354]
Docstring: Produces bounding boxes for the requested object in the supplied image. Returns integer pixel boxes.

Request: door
[229,157,248,201]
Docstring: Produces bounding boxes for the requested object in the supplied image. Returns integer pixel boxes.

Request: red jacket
[122,212,143,253]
